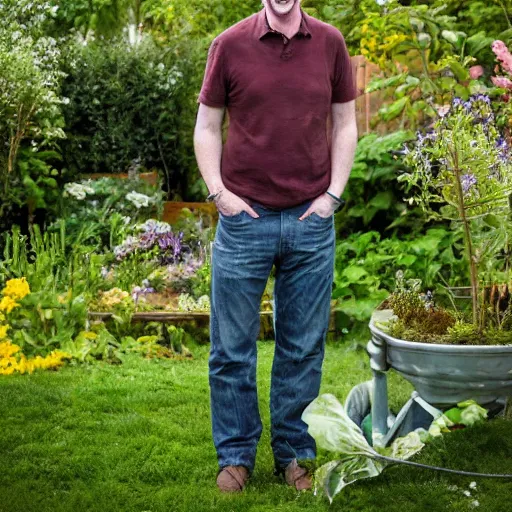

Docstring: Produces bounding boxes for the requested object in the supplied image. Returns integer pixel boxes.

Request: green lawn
[1,340,512,512]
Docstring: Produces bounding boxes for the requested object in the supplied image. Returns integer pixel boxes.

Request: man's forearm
[193,110,225,195]
[329,121,358,198]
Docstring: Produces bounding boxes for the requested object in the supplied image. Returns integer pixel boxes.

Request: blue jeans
[209,199,335,473]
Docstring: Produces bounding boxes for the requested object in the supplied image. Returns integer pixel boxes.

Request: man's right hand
[215,188,260,219]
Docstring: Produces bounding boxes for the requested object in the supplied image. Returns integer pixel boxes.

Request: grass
[1,340,512,512]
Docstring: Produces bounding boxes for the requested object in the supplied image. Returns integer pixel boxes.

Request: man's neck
[265,3,302,39]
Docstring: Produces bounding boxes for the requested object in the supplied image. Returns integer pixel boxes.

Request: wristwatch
[206,190,223,202]
[326,190,345,208]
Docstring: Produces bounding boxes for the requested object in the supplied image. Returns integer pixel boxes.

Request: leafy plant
[401,95,512,327]
[60,38,187,197]
[0,0,66,228]
[50,176,164,250]
[333,228,465,327]
[339,130,415,233]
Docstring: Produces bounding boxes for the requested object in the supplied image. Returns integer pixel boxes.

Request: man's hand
[215,188,260,218]
[298,193,338,221]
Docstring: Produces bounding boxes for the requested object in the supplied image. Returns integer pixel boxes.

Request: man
[194,0,358,493]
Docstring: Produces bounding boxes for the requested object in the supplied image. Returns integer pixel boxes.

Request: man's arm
[194,103,259,218]
[299,100,357,220]
[329,100,358,198]
[193,103,225,197]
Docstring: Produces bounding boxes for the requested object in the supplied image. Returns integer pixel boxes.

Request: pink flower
[492,40,512,74]
[436,105,450,117]
[491,76,512,89]
[469,65,484,80]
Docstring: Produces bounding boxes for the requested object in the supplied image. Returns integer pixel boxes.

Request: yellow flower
[0,341,21,358]
[2,278,30,301]
[0,343,71,376]
[0,325,9,341]
[0,296,19,314]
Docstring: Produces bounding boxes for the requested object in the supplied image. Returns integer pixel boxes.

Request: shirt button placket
[281,37,293,60]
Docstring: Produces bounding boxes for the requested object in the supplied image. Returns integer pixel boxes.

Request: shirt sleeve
[331,32,357,104]
[198,38,229,108]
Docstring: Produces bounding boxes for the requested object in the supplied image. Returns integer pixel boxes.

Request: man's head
[262,0,300,18]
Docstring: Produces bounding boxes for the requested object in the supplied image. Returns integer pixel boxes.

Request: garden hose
[375,454,512,479]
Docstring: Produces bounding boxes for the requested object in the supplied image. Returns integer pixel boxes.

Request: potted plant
[367,95,512,442]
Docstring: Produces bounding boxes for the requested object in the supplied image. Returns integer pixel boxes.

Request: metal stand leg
[367,333,390,448]
[371,370,389,447]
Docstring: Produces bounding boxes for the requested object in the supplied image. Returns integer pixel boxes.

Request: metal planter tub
[368,313,512,407]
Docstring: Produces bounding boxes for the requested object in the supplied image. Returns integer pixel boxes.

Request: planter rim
[369,320,512,353]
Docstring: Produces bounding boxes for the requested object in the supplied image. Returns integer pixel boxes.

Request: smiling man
[194,0,358,493]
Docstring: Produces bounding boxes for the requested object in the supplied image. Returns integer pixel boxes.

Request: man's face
[264,0,299,17]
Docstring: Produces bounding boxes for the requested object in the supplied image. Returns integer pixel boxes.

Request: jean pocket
[308,212,332,222]
[219,210,246,221]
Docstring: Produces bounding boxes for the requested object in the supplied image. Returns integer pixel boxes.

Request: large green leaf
[378,97,408,122]
[449,61,469,81]
[368,191,393,210]
[366,74,407,94]
[341,266,368,283]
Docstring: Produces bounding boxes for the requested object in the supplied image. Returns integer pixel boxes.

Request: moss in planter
[388,319,512,345]
[389,290,456,336]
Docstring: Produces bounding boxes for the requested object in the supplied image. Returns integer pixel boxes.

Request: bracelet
[206,190,223,202]
[326,190,343,204]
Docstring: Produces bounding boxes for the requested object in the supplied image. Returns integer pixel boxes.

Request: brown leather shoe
[216,465,249,492]
[284,460,312,491]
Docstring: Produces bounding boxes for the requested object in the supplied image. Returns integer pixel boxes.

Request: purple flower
[139,231,158,250]
[461,173,477,194]
[158,231,185,263]
[139,219,172,235]
[472,94,491,105]
[132,283,155,303]
[452,97,463,108]
[114,236,139,260]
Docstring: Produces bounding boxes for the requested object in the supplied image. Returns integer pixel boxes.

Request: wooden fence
[351,55,383,135]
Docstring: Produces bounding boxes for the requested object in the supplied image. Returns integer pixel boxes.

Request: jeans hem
[218,458,256,474]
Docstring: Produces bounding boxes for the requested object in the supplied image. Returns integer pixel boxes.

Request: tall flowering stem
[400,95,512,330]
[451,149,479,325]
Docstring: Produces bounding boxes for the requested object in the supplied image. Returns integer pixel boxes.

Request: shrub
[60,38,188,197]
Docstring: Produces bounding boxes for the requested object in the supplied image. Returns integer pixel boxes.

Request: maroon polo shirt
[198,8,357,209]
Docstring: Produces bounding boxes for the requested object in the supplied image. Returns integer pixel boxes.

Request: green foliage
[50,177,164,251]
[186,263,211,299]
[339,131,416,233]
[52,0,133,39]
[60,39,187,196]
[0,0,66,229]
[333,228,465,327]
[401,95,512,326]
[141,0,260,40]
[0,225,98,357]
[388,273,456,337]
[8,289,88,358]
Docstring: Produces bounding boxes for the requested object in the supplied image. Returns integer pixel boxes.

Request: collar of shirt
[256,7,312,40]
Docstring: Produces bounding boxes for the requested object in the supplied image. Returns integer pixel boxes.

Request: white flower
[63,182,95,200]
[463,490,471,497]
[469,482,477,490]
[471,501,480,508]
[126,191,153,209]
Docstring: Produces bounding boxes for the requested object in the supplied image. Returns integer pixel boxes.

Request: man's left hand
[298,193,338,221]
